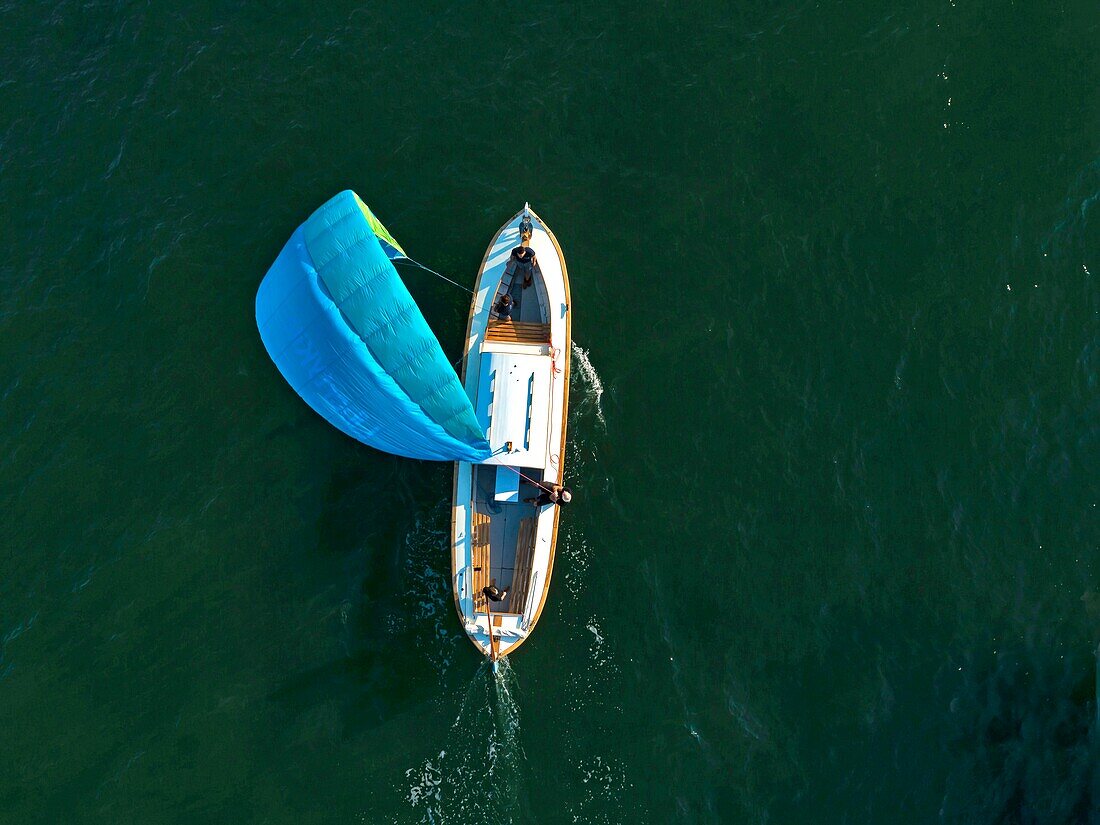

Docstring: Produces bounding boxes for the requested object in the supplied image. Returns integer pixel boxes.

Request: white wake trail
[400,661,528,824]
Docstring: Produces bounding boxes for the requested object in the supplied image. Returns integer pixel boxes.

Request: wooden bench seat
[470,511,492,612]
[485,320,551,344]
[508,517,538,615]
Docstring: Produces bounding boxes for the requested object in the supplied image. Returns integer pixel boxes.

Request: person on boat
[525,483,572,508]
[493,292,514,320]
[483,583,508,603]
[503,236,540,289]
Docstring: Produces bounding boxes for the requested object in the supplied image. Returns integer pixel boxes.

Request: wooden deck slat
[508,517,538,615]
[485,320,551,344]
[471,511,492,612]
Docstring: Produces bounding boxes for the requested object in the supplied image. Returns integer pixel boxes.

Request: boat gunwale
[450,207,571,658]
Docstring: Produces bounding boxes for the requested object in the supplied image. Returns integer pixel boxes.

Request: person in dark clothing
[493,292,514,319]
[503,240,540,289]
[524,483,572,508]
[483,583,508,603]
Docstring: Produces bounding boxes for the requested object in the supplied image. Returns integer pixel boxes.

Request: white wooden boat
[451,205,571,662]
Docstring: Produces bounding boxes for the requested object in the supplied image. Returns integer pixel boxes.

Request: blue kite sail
[255,191,492,462]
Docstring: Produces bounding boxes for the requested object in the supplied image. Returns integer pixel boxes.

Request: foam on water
[562,613,622,717]
[560,536,620,710]
[399,660,530,824]
[568,755,631,825]
[560,534,592,599]
[490,657,524,757]
[570,342,606,429]
[565,343,623,519]
[584,618,617,676]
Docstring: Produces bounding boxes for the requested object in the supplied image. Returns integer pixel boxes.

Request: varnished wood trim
[508,517,538,612]
[493,206,571,657]
[450,462,462,622]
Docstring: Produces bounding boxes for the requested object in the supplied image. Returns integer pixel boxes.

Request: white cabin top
[475,351,552,468]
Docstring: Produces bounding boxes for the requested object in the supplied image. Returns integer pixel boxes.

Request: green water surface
[1,1,1098,822]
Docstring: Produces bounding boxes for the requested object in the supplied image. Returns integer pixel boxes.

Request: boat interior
[468,254,555,617]
[486,251,552,345]
[470,464,548,616]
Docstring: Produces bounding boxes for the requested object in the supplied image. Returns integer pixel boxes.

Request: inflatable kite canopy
[255,191,492,462]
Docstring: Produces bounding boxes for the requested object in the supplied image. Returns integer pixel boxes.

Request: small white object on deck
[493,466,521,502]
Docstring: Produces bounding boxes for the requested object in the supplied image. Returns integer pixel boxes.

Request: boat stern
[461,612,529,660]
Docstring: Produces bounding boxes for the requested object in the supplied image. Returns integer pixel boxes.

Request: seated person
[493,292,514,320]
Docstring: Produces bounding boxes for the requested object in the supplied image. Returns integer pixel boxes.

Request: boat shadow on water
[937,627,1099,822]
[267,459,455,738]
[268,647,437,739]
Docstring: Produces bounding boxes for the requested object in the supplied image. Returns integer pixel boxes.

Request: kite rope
[395,249,535,371]
[397,251,558,494]
[497,462,556,494]
[394,256,476,371]
[395,257,474,294]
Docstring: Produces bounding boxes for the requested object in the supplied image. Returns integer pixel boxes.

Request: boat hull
[450,207,571,660]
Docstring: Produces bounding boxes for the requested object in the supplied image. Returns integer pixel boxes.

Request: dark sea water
[2,2,1099,822]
